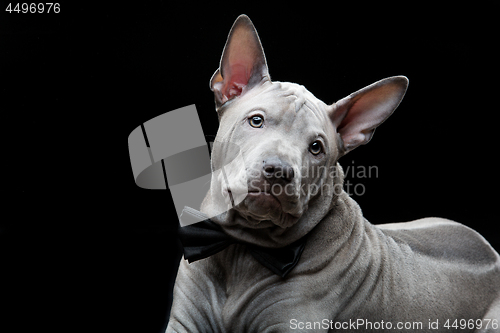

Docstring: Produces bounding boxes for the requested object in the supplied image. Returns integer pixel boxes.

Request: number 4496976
[6,3,60,13]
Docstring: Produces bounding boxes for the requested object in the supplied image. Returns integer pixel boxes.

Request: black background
[3,3,497,333]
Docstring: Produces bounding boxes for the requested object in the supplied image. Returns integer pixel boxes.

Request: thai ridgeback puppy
[166,15,500,332]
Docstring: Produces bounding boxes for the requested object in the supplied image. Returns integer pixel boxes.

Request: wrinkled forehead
[261,82,331,132]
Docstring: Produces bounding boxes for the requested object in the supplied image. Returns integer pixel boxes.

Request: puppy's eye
[249,115,264,128]
[309,141,323,155]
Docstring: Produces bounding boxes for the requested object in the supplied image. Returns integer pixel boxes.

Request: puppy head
[206,15,408,247]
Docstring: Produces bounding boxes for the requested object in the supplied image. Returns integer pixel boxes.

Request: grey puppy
[166,15,500,332]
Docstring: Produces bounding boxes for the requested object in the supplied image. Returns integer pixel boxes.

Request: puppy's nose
[263,157,294,182]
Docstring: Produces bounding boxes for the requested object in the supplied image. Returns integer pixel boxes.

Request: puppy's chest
[214,244,329,330]
[216,244,279,299]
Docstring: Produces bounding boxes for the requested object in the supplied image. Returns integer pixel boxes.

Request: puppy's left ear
[210,15,270,109]
[329,76,408,154]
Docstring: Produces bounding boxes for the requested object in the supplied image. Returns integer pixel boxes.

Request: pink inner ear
[222,63,250,100]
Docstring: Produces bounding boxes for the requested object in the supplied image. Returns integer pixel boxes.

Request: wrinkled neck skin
[200,80,345,248]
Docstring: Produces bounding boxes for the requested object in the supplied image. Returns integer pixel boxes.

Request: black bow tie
[177,206,307,278]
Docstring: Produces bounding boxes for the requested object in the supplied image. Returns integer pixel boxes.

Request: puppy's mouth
[228,189,280,207]
[247,190,281,206]
[227,189,301,228]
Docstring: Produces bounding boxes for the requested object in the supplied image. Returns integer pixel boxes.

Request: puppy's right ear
[210,15,270,109]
